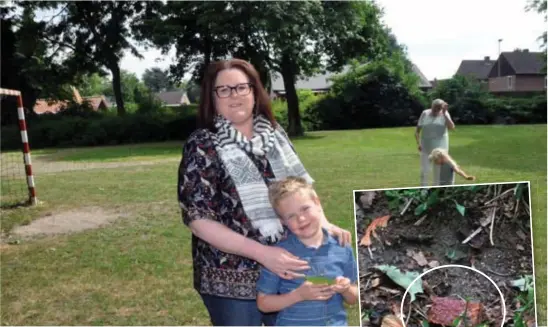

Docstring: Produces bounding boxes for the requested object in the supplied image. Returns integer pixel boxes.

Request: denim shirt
[256,229,358,326]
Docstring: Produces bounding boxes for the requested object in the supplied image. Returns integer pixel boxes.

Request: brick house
[486,50,546,95]
[34,87,109,114]
[455,56,496,82]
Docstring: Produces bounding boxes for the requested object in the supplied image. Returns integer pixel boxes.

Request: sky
[65,0,546,82]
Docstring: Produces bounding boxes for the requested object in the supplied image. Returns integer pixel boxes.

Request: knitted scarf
[213,114,314,242]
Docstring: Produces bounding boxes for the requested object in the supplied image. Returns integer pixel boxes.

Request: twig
[488,186,502,246]
[489,206,497,246]
[405,302,412,326]
[378,286,400,295]
[400,198,413,216]
[462,205,497,244]
[513,199,520,219]
[414,215,427,226]
[413,303,429,320]
[522,199,530,217]
[362,277,371,291]
[367,246,373,259]
[486,267,514,277]
[484,188,514,205]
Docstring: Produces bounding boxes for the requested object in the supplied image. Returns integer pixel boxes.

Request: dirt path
[0,206,133,245]
[1,154,179,177]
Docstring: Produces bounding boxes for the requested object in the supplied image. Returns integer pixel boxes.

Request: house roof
[271,63,431,92]
[271,72,336,93]
[34,99,67,114]
[498,51,545,75]
[411,64,432,88]
[155,90,188,105]
[455,57,495,80]
[33,87,109,114]
[83,96,109,110]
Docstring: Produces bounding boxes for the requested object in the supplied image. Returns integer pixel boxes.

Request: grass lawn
[1,124,546,326]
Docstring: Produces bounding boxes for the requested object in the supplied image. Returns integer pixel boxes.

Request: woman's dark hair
[198,59,276,130]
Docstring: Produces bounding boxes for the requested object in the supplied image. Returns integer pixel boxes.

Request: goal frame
[0,88,37,205]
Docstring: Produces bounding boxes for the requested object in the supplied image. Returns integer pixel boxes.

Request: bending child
[256,177,359,326]
[429,148,476,185]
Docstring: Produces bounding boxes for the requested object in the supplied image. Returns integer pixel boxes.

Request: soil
[356,184,535,327]
[1,207,128,243]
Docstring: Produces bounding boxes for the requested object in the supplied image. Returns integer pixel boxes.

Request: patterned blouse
[178,128,291,300]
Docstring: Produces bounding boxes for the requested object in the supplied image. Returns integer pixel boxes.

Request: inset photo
[354,182,536,327]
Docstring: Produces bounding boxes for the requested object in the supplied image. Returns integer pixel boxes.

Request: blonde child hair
[428,148,458,168]
[268,176,317,212]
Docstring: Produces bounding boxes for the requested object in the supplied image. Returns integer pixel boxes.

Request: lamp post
[498,38,503,77]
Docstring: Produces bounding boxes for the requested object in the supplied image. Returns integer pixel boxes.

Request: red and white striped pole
[0,88,37,205]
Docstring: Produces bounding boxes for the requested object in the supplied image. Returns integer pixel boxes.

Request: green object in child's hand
[306,276,335,285]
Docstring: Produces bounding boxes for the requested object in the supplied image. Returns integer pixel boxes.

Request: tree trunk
[109,63,126,116]
[280,53,303,136]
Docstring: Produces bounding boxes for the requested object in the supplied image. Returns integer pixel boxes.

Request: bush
[428,75,546,125]
[305,61,427,130]
[0,112,198,151]
[272,89,323,131]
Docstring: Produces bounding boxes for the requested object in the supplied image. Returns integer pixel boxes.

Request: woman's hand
[259,246,310,279]
[466,176,476,181]
[326,223,352,247]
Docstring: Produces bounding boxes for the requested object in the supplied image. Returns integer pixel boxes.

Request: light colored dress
[417,109,451,186]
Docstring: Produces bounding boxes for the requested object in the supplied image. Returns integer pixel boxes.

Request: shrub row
[1,106,198,151]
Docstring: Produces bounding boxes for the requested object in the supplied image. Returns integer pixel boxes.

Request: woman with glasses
[177,59,352,326]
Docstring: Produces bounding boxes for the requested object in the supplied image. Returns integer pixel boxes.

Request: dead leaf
[516,230,527,240]
[381,314,404,327]
[371,278,381,288]
[359,215,391,246]
[407,250,428,266]
[359,192,376,208]
[517,244,525,251]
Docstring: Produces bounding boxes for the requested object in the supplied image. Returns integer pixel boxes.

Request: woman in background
[415,99,455,186]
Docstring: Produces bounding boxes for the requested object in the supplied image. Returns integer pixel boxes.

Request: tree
[526,0,547,69]
[29,1,154,116]
[142,67,175,92]
[101,70,145,104]
[140,1,388,136]
[526,0,547,49]
[77,73,110,97]
[0,5,81,124]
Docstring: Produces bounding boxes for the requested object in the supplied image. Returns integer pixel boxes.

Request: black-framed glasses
[214,83,253,98]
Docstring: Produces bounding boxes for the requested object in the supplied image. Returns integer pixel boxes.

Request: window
[507,76,514,90]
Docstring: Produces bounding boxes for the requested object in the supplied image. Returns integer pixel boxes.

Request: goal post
[0,88,37,206]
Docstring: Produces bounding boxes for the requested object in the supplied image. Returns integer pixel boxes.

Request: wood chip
[359,192,376,208]
[414,215,427,226]
[381,314,404,327]
[517,244,525,251]
[516,230,527,240]
[371,278,381,288]
[408,250,428,266]
[378,286,401,295]
[428,260,440,268]
[428,296,484,326]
